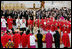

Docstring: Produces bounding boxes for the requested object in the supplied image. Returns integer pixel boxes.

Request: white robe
[30,35,36,46]
[68,33,71,47]
[1,18,7,27]
[16,19,21,28]
[20,19,26,28]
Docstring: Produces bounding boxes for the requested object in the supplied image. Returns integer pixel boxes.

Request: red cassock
[2,33,9,47]
[62,26,67,33]
[54,20,59,31]
[8,34,13,41]
[1,36,5,47]
[13,33,21,48]
[7,18,13,29]
[66,22,71,33]
[50,21,55,32]
[46,21,51,31]
[18,34,21,45]
[42,19,47,31]
[21,33,27,48]
[40,19,44,28]
[22,34,30,48]
[25,34,30,48]
[62,33,70,47]
[27,19,33,27]
[43,21,48,31]
[58,21,64,31]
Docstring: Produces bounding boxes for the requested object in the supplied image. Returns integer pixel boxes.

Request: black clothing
[30,16,33,20]
[37,33,43,48]
[53,30,60,48]
[20,28,26,31]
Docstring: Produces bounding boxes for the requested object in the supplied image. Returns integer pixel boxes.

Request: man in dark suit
[37,30,43,48]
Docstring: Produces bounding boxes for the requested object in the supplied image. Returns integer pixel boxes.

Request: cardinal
[46,20,51,30]
[27,19,33,28]
[2,33,9,48]
[62,31,70,48]
[21,33,27,48]
[50,21,55,32]
[13,31,21,48]
[7,16,13,30]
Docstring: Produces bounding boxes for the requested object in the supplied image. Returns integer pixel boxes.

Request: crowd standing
[1,7,71,48]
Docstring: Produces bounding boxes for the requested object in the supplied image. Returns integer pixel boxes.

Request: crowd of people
[1,7,71,48]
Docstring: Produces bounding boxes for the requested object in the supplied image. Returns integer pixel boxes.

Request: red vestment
[50,21,55,32]
[40,19,44,28]
[22,34,30,48]
[27,19,33,27]
[1,36,5,47]
[13,33,21,48]
[21,33,27,48]
[42,19,48,31]
[46,21,51,30]
[62,33,70,47]
[7,18,13,29]
[2,33,9,47]
[25,34,30,48]
[66,22,71,33]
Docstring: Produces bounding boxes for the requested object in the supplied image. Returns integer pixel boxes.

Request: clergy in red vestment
[50,20,55,32]
[42,19,47,31]
[7,16,13,30]
[21,30,31,48]
[62,24,67,33]
[40,18,44,28]
[13,31,21,48]
[1,33,5,48]
[27,18,33,29]
[46,20,51,31]
[8,31,13,42]
[66,22,71,33]
[21,33,27,48]
[2,33,9,48]
[54,20,58,31]
[18,31,21,48]
[62,31,70,47]
[25,29,31,48]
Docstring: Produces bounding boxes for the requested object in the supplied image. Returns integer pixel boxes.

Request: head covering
[26,29,30,35]
[55,30,59,34]
[38,30,40,34]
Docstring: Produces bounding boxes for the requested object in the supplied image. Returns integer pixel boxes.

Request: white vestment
[1,18,7,27]
[20,19,26,28]
[16,19,21,28]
